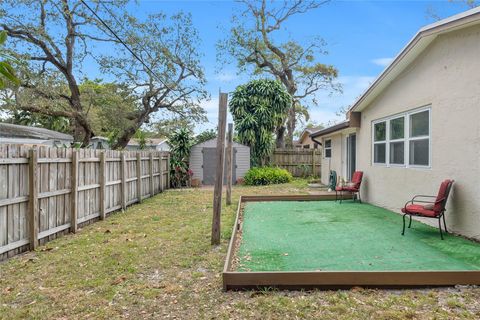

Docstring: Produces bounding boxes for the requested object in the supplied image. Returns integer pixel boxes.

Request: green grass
[0,180,479,319]
[238,201,480,271]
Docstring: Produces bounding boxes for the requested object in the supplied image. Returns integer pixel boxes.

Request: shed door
[202,148,237,185]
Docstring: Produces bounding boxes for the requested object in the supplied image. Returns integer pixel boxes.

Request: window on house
[409,110,430,166]
[373,122,386,164]
[372,107,430,168]
[324,139,332,158]
[389,116,405,165]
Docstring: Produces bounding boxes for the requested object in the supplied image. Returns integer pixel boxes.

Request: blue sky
[89,1,469,134]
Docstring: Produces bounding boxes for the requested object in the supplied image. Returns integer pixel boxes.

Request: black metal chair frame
[335,188,361,203]
[401,181,453,240]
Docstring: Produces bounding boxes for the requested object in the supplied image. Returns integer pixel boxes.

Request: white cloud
[213,71,237,82]
[371,57,394,67]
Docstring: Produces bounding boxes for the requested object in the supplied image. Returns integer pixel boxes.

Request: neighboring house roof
[191,137,249,148]
[350,7,480,112]
[298,127,323,144]
[0,122,74,141]
[128,138,168,146]
[310,121,350,138]
[91,136,109,141]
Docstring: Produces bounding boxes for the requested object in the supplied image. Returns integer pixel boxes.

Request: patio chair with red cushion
[401,179,454,240]
[335,171,363,203]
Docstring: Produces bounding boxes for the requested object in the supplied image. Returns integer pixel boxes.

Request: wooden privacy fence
[269,148,321,177]
[0,144,170,260]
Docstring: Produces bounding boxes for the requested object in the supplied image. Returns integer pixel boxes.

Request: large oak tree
[1,1,206,148]
[100,12,207,149]
[0,0,126,145]
[218,0,340,148]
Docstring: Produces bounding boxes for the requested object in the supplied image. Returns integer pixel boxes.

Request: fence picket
[0,144,170,260]
[270,148,322,177]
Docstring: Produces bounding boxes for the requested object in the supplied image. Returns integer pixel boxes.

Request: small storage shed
[189,138,250,185]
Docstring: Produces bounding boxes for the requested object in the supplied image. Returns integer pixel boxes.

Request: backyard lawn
[1,180,480,319]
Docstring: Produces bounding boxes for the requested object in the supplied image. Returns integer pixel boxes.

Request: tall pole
[211,92,228,245]
[226,123,233,205]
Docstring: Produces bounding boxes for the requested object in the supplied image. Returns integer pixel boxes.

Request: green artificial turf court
[236,201,480,272]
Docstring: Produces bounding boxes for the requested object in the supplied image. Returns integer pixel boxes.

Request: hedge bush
[244,167,293,186]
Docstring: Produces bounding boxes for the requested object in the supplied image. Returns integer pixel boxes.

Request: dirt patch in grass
[0,179,480,319]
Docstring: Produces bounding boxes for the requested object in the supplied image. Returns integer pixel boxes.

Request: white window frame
[324,139,332,159]
[371,106,431,169]
[372,121,387,165]
[388,115,406,166]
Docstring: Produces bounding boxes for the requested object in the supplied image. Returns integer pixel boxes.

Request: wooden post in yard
[149,152,154,197]
[136,153,142,203]
[71,149,79,233]
[99,151,106,220]
[120,152,127,210]
[226,123,233,206]
[211,92,228,245]
[28,148,38,250]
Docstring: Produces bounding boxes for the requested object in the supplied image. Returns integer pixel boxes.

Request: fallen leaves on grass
[111,276,127,285]
[1,182,480,319]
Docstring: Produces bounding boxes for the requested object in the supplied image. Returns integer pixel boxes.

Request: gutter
[310,121,350,139]
[311,135,323,146]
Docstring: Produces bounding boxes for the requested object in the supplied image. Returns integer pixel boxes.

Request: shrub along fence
[269,148,321,177]
[0,144,170,260]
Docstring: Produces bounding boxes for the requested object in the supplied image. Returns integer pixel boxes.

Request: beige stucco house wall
[311,9,480,239]
[319,129,357,186]
[356,24,480,238]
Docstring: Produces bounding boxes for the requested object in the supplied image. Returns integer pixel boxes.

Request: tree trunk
[111,110,149,149]
[71,114,94,147]
[275,125,286,149]
[285,107,296,148]
[112,126,138,150]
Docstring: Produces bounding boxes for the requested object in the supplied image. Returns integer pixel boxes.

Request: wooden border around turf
[223,195,480,290]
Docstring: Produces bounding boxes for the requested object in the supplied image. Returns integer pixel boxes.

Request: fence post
[28,148,38,250]
[166,153,170,189]
[99,151,106,220]
[312,149,316,178]
[159,152,164,192]
[71,149,78,233]
[226,123,233,205]
[136,153,142,203]
[149,152,154,197]
[120,152,127,210]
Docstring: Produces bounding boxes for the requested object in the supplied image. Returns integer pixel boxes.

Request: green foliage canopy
[169,128,194,188]
[229,79,292,166]
[0,31,19,88]
[244,167,293,186]
[195,129,217,145]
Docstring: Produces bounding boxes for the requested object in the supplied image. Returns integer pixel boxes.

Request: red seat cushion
[335,186,343,191]
[351,171,364,189]
[401,204,438,217]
